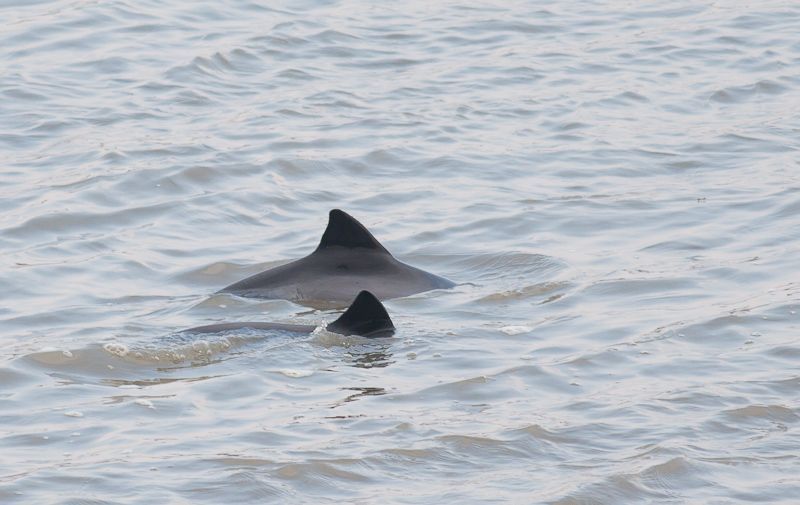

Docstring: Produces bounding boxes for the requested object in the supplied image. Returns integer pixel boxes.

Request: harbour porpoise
[219,209,455,306]
[185,290,394,338]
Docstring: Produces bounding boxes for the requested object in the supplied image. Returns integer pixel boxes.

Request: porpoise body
[185,290,394,338]
[219,209,454,306]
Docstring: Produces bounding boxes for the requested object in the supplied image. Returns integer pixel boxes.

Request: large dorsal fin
[326,290,395,338]
[314,209,390,254]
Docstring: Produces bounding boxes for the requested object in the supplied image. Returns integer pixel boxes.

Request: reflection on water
[332,387,387,408]
[2,0,800,503]
[344,344,395,369]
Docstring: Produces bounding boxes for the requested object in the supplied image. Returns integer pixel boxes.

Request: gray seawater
[2,0,799,503]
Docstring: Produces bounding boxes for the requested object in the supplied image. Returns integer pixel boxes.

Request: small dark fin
[314,209,390,254]
[326,290,395,338]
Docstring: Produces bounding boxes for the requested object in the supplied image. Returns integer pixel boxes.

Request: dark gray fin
[326,290,395,338]
[314,209,390,254]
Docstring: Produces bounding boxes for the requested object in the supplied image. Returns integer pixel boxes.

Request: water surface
[1,0,799,503]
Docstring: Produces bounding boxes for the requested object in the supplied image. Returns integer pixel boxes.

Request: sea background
[1,0,799,503]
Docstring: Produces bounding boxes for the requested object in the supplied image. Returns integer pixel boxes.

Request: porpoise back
[219,209,454,306]
[185,290,394,338]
